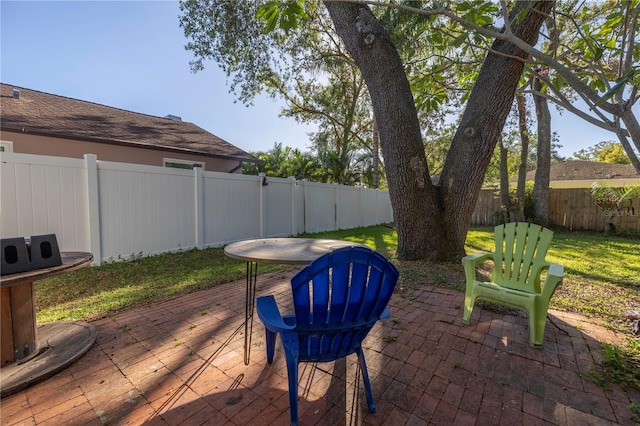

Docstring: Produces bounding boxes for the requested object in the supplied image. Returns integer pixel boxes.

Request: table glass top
[224,238,362,265]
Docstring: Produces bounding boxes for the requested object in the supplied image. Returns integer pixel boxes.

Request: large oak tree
[180,0,552,261]
[323,1,550,260]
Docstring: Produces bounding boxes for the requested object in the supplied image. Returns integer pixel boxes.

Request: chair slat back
[492,222,553,293]
[290,246,399,362]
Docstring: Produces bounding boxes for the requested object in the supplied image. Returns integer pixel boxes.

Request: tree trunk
[325,0,552,261]
[325,1,451,260]
[499,138,524,223]
[616,130,640,173]
[372,116,380,189]
[620,109,640,173]
[532,76,551,225]
[516,93,530,203]
[439,1,553,253]
[499,139,511,222]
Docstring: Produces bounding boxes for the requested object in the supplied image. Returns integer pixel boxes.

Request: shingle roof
[0,83,259,163]
[523,160,639,181]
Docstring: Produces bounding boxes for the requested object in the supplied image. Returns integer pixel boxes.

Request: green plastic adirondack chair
[462,222,564,347]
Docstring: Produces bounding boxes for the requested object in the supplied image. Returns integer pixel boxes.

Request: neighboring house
[0,83,260,172]
[520,160,640,188]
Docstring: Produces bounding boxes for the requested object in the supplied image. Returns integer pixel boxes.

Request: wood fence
[472,188,640,233]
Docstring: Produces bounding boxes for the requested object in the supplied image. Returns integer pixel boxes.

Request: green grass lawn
[465,227,640,331]
[35,248,282,322]
[36,225,639,334]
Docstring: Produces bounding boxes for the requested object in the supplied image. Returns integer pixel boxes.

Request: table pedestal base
[1,321,97,398]
[1,283,37,365]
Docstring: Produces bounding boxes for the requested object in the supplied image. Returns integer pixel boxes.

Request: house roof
[0,83,259,163]
[523,160,639,181]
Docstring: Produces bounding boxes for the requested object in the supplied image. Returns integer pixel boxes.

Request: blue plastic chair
[256,246,399,426]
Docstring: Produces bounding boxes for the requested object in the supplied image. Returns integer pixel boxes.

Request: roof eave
[1,125,262,164]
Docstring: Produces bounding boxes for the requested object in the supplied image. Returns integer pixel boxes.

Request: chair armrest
[462,252,494,266]
[462,252,494,284]
[541,263,563,300]
[257,295,296,333]
[548,263,563,278]
[380,306,390,320]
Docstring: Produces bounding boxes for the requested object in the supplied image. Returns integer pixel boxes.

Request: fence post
[259,173,265,238]
[289,176,296,236]
[334,184,339,231]
[303,179,309,234]
[375,189,380,224]
[84,154,101,266]
[194,166,204,250]
[359,186,363,227]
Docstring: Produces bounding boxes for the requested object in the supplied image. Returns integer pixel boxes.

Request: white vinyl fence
[0,153,393,265]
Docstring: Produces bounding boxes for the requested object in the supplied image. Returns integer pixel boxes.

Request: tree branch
[525,86,616,132]
[327,0,624,116]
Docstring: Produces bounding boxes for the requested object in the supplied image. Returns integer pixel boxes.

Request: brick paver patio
[1,271,638,425]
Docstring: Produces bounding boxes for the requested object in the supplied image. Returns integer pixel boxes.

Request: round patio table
[224,238,363,364]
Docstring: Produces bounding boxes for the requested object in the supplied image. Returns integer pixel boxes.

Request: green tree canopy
[572,141,632,164]
[180,1,386,185]
[181,0,553,260]
[243,143,322,181]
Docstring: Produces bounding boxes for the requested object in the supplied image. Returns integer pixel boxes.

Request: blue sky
[0,0,627,158]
